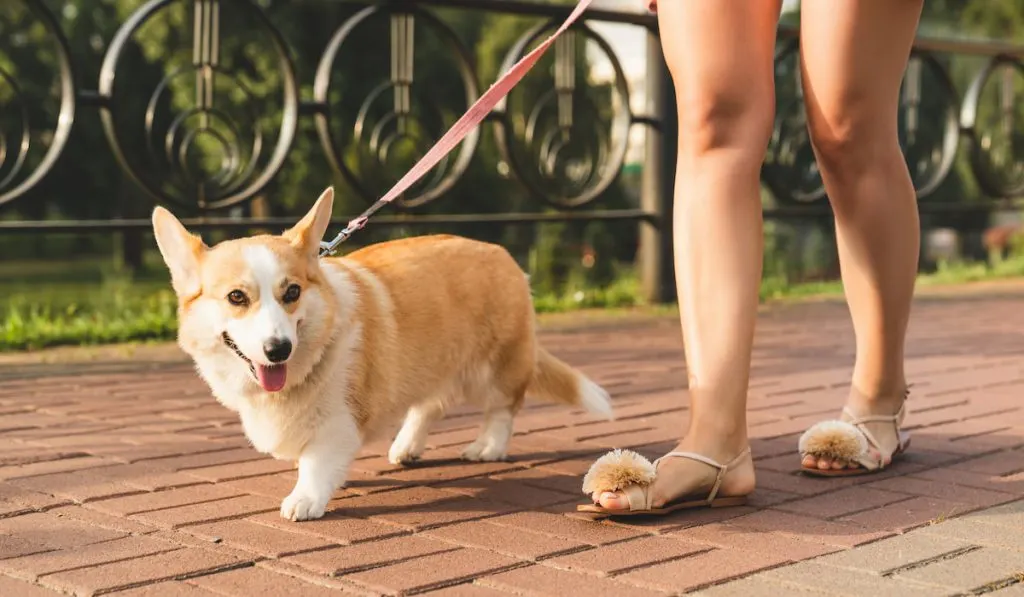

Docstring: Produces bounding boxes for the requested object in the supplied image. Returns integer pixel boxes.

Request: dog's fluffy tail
[529,347,613,419]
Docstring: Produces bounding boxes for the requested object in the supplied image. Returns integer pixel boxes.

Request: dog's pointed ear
[284,186,334,259]
[152,206,206,298]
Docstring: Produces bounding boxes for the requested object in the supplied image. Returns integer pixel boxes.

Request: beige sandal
[799,388,911,477]
[576,447,752,517]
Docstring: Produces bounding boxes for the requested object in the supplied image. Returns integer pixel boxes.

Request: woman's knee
[674,84,775,163]
[805,91,899,178]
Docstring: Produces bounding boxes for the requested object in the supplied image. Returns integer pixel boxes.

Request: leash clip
[318,216,370,258]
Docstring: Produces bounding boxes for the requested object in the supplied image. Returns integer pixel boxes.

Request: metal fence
[1,0,1022,301]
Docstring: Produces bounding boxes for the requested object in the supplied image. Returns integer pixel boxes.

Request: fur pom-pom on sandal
[798,389,911,477]
[576,447,752,517]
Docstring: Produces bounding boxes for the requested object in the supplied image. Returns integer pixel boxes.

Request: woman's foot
[591,434,756,511]
[800,386,910,472]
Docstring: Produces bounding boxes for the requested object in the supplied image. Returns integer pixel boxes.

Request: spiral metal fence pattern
[0,0,1022,298]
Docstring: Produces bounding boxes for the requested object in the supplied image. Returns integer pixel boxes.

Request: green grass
[3,253,1024,352]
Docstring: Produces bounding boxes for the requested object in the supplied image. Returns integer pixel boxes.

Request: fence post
[638,31,677,304]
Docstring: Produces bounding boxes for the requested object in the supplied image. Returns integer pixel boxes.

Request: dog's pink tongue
[256,364,287,392]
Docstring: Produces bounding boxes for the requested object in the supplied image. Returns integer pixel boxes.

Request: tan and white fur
[151,187,612,521]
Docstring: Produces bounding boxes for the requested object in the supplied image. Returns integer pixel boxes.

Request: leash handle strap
[319,0,594,257]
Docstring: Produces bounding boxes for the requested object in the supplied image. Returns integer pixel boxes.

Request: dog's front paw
[280,490,328,521]
[388,440,424,466]
[461,440,508,462]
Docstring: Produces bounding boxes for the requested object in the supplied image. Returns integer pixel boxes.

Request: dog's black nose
[263,339,292,363]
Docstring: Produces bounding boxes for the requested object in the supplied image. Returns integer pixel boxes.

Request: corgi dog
[151,187,613,521]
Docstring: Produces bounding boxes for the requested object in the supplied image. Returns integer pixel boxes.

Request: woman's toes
[830,459,845,470]
[817,456,833,470]
[801,454,817,468]
[598,491,630,510]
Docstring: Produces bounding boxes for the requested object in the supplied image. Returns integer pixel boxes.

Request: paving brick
[248,510,408,545]
[486,467,585,497]
[11,468,147,503]
[131,495,278,529]
[0,512,126,549]
[0,456,117,481]
[0,535,180,580]
[332,487,512,530]
[422,520,587,560]
[42,548,249,595]
[46,505,158,535]
[283,536,457,576]
[724,510,887,547]
[911,467,1024,495]
[838,496,969,533]
[865,476,1020,509]
[691,574,819,597]
[183,458,295,482]
[485,511,644,546]
[760,561,946,596]
[152,448,267,472]
[344,548,522,595]
[0,575,64,596]
[188,565,354,596]
[252,559,376,595]
[112,582,221,596]
[478,564,673,597]
[0,535,52,560]
[950,450,1023,476]
[918,517,1024,551]
[382,452,521,484]
[419,583,520,596]
[221,472,299,499]
[896,546,1024,591]
[544,535,708,576]
[962,499,1024,530]
[670,522,842,560]
[184,519,335,558]
[812,531,972,574]
[773,487,913,519]
[435,476,579,509]
[0,482,70,510]
[86,484,243,516]
[617,548,790,592]
[94,462,205,492]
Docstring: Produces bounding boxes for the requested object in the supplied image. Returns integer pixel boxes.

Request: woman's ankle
[680,418,749,459]
[847,380,908,414]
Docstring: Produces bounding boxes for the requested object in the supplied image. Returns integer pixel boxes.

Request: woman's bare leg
[799,0,923,470]
[595,0,779,510]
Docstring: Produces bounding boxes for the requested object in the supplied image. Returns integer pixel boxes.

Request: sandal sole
[576,495,748,518]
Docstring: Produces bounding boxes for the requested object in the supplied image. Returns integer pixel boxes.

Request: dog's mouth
[222,332,288,393]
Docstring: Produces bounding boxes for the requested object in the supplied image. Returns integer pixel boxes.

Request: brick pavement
[0,291,1021,596]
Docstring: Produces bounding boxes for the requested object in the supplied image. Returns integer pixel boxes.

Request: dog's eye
[283,284,301,304]
[227,290,248,306]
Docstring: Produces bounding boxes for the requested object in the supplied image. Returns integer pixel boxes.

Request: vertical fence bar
[639,30,677,304]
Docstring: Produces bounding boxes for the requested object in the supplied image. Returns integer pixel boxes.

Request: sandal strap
[621,484,651,511]
[654,447,751,504]
[841,401,908,469]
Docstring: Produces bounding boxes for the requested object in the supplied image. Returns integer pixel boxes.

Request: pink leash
[319,0,595,257]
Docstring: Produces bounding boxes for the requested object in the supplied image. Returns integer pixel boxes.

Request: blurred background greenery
[0,0,1022,350]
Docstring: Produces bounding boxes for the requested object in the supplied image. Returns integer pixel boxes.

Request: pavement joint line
[879,544,983,577]
[965,572,1024,596]
[952,426,1016,441]
[821,494,919,522]
[911,399,970,414]
[404,560,536,596]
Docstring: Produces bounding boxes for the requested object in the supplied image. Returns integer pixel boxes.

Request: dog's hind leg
[462,381,528,462]
[388,400,445,465]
